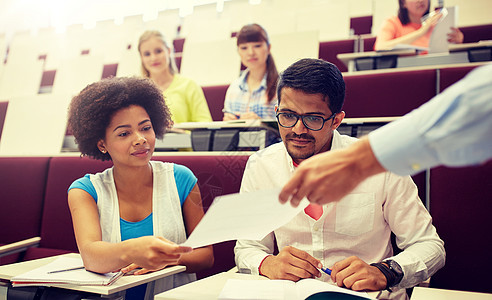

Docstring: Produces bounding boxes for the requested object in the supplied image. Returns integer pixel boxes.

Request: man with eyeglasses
[234,59,445,296]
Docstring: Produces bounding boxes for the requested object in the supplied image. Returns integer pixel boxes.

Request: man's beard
[284,133,315,160]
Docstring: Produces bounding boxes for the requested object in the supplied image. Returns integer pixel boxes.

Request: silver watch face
[388,260,403,274]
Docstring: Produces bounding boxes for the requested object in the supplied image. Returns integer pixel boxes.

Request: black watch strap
[370,262,397,290]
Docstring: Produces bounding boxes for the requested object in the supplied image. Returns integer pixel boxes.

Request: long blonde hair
[138,30,178,77]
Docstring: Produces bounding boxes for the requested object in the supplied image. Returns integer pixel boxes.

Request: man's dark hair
[68,77,172,161]
[277,58,345,113]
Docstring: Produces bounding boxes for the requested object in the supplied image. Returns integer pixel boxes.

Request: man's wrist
[351,137,386,180]
[258,255,272,277]
[370,260,404,290]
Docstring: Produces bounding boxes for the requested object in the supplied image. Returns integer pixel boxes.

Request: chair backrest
[343,69,436,117]
[0,157,50,244]
[460,23,492,43]
[350,16,373,35]
[429,162,492,294]
[202,85,229,121]
[438,64,481,92]
[318,38,358,73]
[0,101,8,140]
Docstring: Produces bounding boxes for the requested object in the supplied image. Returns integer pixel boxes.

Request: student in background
[67,77,213,299]
[235,59,444,296]
[374,0,463,51]
[223,24,279,120]
[138,30,212,123]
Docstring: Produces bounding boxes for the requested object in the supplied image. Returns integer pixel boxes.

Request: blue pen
[320,267,332,275]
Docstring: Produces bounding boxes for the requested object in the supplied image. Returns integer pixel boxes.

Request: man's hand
[331,256,387,291]
[259,246,322,281]
[279,137,385,206]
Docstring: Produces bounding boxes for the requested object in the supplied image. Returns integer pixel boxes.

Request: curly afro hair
[68,77,172,161]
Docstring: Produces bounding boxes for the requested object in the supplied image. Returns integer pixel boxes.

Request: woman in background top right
[374,0,463,51]
[223,24,278,120]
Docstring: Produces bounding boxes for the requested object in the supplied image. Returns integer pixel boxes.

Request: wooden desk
[338,49,417,72]
[338,42,492,72]
[173,120,279,151]
[0,253,186,298]
[411,287,492,300]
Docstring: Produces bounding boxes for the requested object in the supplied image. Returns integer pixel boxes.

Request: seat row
[0,154,250,280]
[1,154,491,293]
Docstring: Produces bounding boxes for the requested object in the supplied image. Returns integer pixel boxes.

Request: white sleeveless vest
[90,161,196,299]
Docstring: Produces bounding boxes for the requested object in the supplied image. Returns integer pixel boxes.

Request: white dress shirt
[369,63,492,176]
[235,131,445,290]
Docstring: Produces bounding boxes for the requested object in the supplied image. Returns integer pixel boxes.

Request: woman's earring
[101,149,107,154]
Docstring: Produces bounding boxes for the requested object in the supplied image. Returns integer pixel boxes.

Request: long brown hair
[237,24,278,103]
[138,30,178,77]
[398,0,430,25]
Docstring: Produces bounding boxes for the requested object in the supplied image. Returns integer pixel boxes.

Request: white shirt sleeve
[369,63,492,176]
[380,173,445,289]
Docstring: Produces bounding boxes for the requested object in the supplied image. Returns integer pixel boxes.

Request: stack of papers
[11,256,123,287]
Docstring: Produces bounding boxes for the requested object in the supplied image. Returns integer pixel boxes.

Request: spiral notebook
[11,256,123,287]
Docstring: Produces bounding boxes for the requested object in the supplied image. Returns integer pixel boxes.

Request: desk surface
[155,269,384,300]
[338,42,492,72]
[411,287,492,300]
[0,253,186,296]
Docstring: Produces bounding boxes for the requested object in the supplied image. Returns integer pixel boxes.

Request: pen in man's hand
[47,266,85,274]
[222,109,240,119]
[319,267,332,275]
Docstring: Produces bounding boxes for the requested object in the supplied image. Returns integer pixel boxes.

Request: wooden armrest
[0,237,41,257]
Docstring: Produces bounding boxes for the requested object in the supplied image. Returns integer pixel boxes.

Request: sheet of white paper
[428,7,458,54]
[181,188,309,248]
[218,279,292,300]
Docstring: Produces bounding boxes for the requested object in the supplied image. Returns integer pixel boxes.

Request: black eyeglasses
[276,112,336,131]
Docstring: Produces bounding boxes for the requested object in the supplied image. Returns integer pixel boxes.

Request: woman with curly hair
[67,77,213,299]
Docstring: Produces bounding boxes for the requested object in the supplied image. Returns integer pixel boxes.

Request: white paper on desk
[428,7,458,54]
[181,188,309,248]
[218,278,373,300]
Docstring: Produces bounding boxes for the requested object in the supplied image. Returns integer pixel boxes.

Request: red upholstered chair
[173,38,185,53]
[202,85,230,121]
[0,101,8,140]
[350,16,373,35]
[343,69,436,118]
[0,157,50,265]
[318,38,358,73]
[22,157,112,261]
[429,162,492,294]
[360,35,377,52]
[438,64,481,92]
[459,24,492,43]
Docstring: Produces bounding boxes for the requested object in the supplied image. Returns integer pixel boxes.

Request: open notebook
[218,278,374,300]
[11,256,123,287]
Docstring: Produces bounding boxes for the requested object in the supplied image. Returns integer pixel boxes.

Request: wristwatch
[385,260,404,286]
[370,260,404,290]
